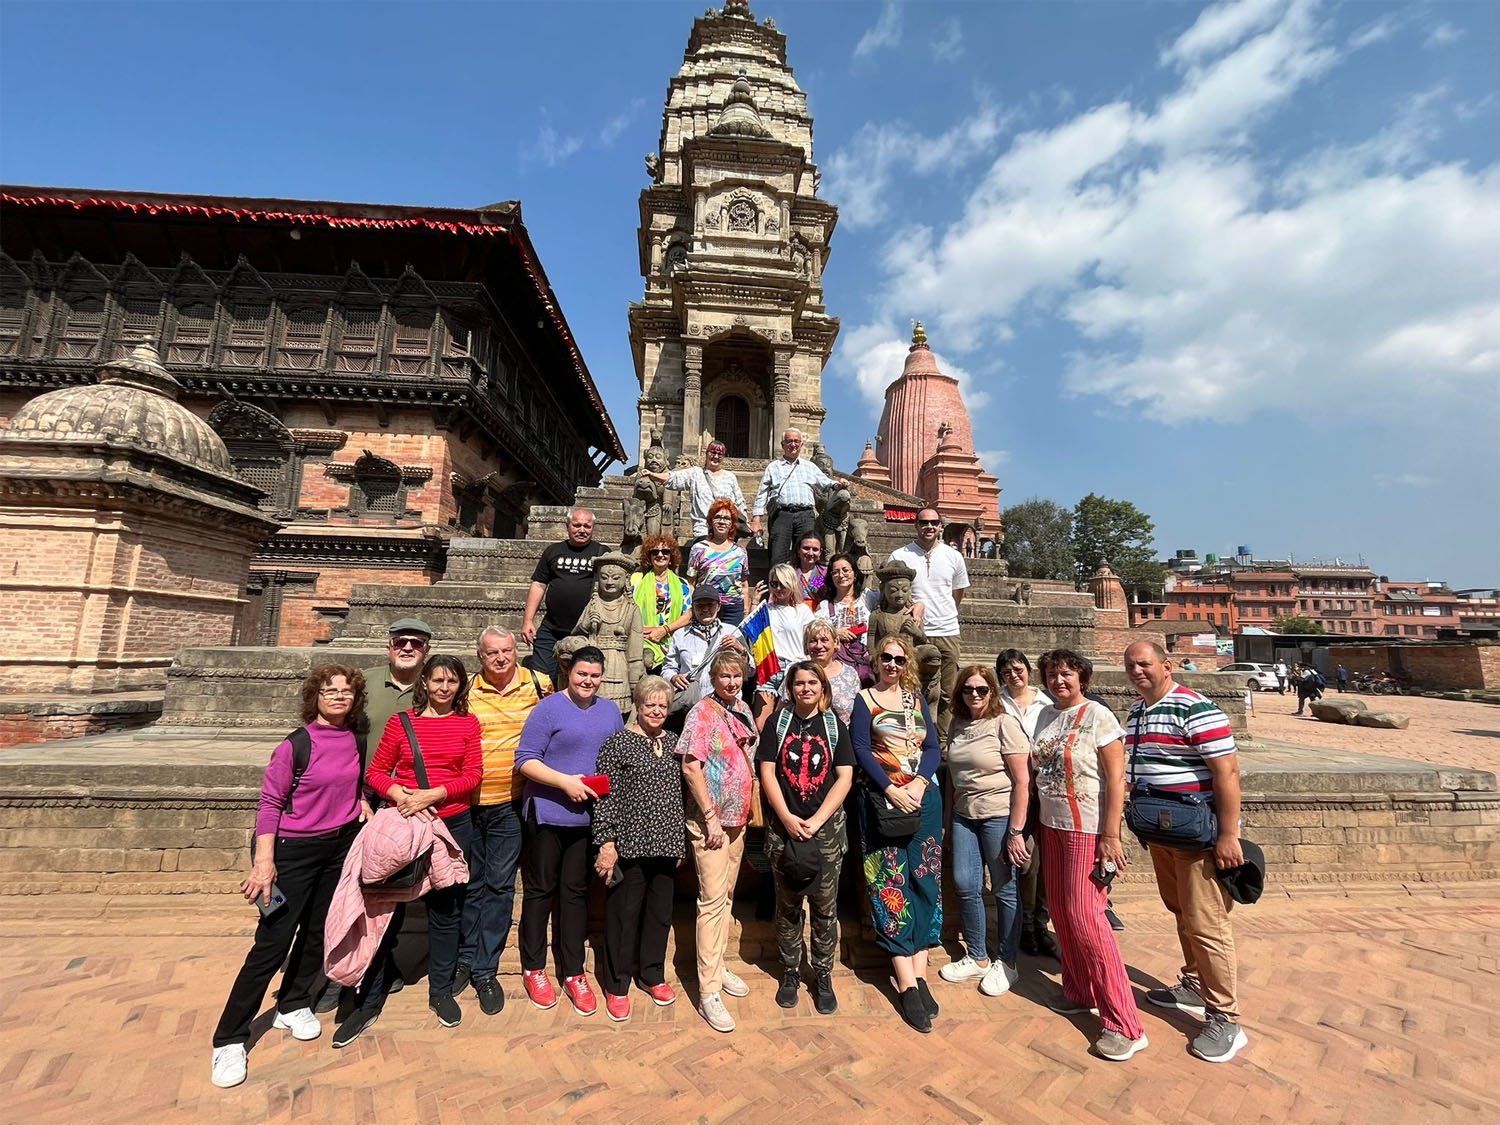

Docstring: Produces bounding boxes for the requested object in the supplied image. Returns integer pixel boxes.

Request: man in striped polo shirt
[1123,641,1249,1064]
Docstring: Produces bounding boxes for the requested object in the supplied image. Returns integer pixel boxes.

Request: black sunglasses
[918,519,941,527]
[878,653,908,667]
[648,549,672,557]
[961,685,991,696]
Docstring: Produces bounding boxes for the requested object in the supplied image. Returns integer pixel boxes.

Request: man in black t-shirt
[521,508,609,681]
[755,662,855,1013]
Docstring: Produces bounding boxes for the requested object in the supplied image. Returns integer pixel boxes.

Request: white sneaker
[979,961,1019,997]
[272,1007,322,1041]
[938,955,989,983]
[698,992,736,1033]
[720,968,750,998]
[211,1044,247,1088]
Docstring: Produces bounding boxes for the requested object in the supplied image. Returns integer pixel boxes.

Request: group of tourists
[212,429,1255,1088]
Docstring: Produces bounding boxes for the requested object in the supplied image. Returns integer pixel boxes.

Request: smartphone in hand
[256,885,287,917]
[1090,860,1117,889]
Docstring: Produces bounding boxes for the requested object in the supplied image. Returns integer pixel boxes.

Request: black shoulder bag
[361,712,435,889]
[1124,706,1218,851]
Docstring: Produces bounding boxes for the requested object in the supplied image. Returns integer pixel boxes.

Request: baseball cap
[1214,838,1266,905]
[692,585,722,603]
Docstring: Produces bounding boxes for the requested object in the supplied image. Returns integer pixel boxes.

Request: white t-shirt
[769,603,815,664]
[888,542,970,637]
[1029,699,1126,835]
[813,588,879,632]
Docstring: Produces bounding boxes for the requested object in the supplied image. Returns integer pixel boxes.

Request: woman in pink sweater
[212,664,371,1089]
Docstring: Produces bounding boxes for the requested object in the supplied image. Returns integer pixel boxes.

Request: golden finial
[911,319,927,348]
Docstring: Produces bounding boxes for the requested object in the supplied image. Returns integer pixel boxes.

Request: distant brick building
[1379,581,1462,638]
[1135,560,1381,638]
[0,187,624,645]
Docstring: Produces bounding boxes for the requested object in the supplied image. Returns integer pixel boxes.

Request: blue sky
[3,0,1496,586]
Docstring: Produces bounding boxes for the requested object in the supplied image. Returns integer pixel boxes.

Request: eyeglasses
[649,549,672,558]
[782,439,802,447]
[918,519,941,527]
[1001,666,1027,678]
[390,637,427,651]
[961,685,991,697]
[879,653,908,667]
[319,688,355,698]
[707,446,726,456]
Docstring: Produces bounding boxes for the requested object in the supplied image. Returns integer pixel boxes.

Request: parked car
[1220,662,1280,691]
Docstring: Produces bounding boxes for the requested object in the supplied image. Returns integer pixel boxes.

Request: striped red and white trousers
[1040,825,1144,1039]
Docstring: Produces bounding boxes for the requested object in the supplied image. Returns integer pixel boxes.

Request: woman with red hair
[687,499,749,627]
[632,534,692,673]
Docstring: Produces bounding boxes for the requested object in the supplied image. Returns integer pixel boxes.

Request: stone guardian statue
[866,560,943,709]
[570,551,645,718]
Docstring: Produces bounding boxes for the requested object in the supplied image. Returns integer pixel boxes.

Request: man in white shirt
[888,507,969,734]
[751,428,847,565]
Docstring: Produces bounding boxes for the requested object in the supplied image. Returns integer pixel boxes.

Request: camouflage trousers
[765,809,847,975]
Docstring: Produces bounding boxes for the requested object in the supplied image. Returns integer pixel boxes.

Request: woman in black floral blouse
[592,674,685,1021]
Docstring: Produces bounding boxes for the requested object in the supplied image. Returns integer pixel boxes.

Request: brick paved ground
[1248,691,1500,775]
[0,882,1495,1123]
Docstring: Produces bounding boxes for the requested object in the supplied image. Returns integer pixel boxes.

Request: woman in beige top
[937,664,1031,998]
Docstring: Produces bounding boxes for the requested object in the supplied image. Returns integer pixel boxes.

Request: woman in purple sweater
[211,664,372,1089]
[515,646,623,1016]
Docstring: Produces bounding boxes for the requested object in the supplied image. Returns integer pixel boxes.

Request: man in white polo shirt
[889,507,969,735]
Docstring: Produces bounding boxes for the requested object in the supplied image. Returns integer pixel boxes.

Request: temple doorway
[702,332,772,459]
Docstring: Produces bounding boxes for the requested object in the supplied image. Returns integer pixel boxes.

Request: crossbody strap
[397,711,432,790]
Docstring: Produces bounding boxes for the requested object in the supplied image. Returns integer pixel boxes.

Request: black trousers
[601,856,676,996]
[519,818,591,978]
[768,507,816,567]
[213,823,357,1047]
[356,809,475,1005]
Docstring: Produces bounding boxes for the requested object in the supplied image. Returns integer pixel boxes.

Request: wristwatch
[1006,827,1025,838]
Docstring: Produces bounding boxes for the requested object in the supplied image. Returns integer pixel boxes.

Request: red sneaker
[642,981,676,1007]
[522,969,557,1011]
[563,974,598,1017]
[605,992,631,1022]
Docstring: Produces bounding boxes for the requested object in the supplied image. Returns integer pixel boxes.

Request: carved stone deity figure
[634,439,669,539]
[570,551,645,718]
[866,560,943,709]
[816,484,852,560]
[848,517,874,588]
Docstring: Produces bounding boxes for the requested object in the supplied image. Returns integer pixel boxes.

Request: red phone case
[582,774,611,797]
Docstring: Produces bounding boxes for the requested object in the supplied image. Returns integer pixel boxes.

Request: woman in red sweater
[336,654,482,1042]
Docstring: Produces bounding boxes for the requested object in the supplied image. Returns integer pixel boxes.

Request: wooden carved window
[207,401,300,515]
[336,302,381,373]
[0,259,28,359]
[277,301,328,370]
[350,452,406,518]
[714,394,750,458]
[222,288,272,368]
[388,301,433,375]
[168,299,216,365]
[58,283,108,361]
[116,289,164,354]
[441,311,472,357]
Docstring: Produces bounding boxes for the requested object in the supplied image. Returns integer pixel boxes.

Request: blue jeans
[950,812,1021,965]
[458,802,524,983]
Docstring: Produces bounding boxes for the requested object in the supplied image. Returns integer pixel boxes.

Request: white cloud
[824,100,1017,227]
[976,449,1010,474]
[1425,22,1462,48]
[523,113,583,166]
[1348,12,1402,50]
[854,1,902,59]
[931,17,963,62]
[849,0,1500,427]
[598,98,645,146]
[1373,472,1438,488]
[832,322,988,417]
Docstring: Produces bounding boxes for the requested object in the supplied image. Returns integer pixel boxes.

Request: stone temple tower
[629,0,839,466]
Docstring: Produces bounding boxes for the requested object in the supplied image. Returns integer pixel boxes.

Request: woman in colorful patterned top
[849,634,943,1034]
[687,499,749,626]
[1028,648,1147,1063]
[812,552,879,685]
[631,534,692,673]
[677,647,759,1033]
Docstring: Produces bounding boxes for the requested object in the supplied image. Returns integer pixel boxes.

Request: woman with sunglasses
[687,499,750,627]
[938,665,1031,999]
[996,648,1058,959]
[632,535,692,674]
[212,664,370,1088]
[850,634,943,1033]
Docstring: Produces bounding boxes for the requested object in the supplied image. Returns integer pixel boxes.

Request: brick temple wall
[1325,643,1499,690]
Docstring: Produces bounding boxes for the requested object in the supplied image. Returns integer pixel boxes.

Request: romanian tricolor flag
[738,603,781,686]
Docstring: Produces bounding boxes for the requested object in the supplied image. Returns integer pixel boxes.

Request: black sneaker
[1033,925,1061,961]
[430,993,462,1028]
[916,978,939,1019]
[775,969,800,1009]
[899,987,932,1033]
[475,977,505,1016]
[452,963,472,995]
[1105,907,1125,932]
[812,971,837,1015]
[331,1007,379,1049]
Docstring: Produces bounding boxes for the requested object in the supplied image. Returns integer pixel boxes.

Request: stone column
[772,348,793,455]
[681,341,704,461]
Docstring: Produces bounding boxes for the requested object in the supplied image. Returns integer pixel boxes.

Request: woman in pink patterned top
[677,647,759,1033]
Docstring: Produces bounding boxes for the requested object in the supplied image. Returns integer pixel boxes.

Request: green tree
[1274,615,1326,635]
[999,498,1075,580]
[1070,492,1166,596]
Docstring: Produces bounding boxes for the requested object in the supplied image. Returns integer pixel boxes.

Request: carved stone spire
[710,70,772,139]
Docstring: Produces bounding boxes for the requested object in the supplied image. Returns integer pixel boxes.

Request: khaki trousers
[929,634,962,738]
[687,817,747,998]
[1149,843,1240,1020]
